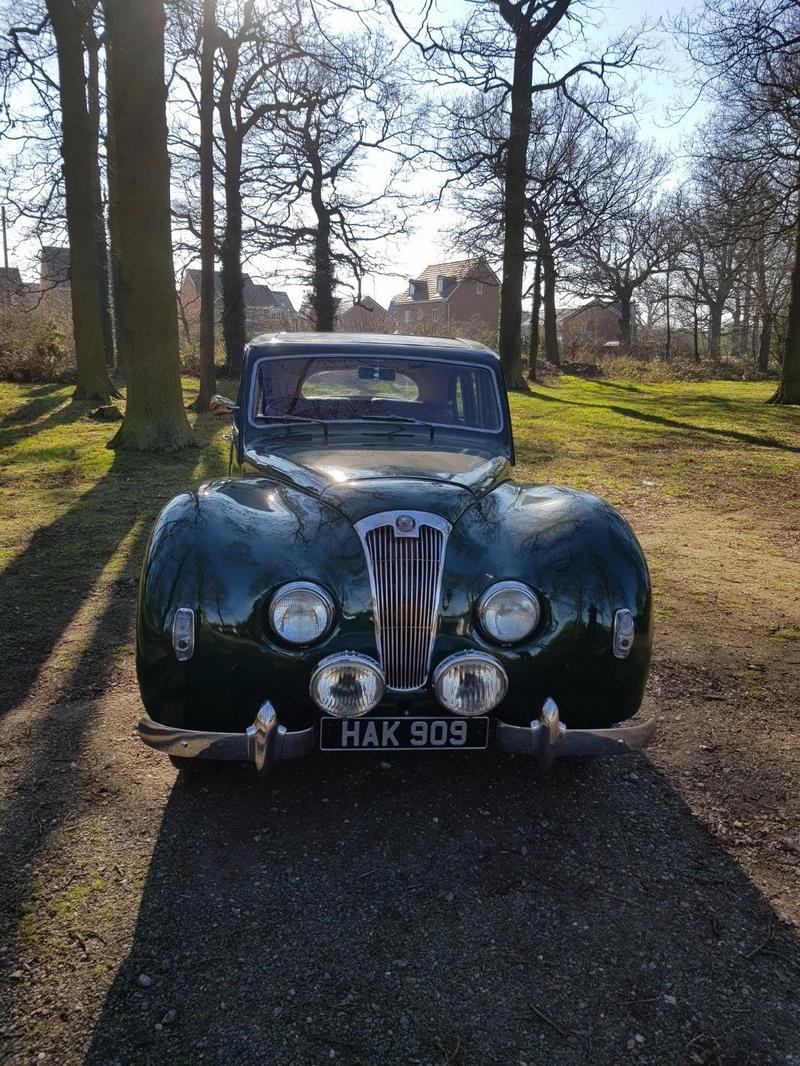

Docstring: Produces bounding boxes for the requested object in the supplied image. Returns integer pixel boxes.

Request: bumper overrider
[137,698,656,773]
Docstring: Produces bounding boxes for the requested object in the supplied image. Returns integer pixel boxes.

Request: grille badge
[395,514,416,535]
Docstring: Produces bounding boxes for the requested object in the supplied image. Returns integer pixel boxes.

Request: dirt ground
[0,378,798,1065]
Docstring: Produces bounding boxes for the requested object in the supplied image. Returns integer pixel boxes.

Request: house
[335,295,394,333]
[388,258,500,333]
[299,293,395,333]
[0,266,24,305]
[560,299,634,352]
[39,246,72,315]
[178,268,298,340]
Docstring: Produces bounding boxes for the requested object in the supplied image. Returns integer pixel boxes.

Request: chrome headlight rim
[268,580,335,646]
[432,650,509,716]
[309,651,386,718]
[476,580,541,645]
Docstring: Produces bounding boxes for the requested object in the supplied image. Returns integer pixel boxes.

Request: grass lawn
[1,374,799,1063]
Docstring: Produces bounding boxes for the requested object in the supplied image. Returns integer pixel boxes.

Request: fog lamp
[310,653,385,717]
[433,651,508,716]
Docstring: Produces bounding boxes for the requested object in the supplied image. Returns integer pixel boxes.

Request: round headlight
[477,581,541,644]
[433,651,508,716]
[269,582,334,645]
[310,653,385,717]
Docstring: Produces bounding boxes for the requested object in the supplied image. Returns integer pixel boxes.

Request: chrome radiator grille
[357,512,450,692]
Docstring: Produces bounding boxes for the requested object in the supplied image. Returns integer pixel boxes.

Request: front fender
[136,478,375,731]
[435,483,653,728]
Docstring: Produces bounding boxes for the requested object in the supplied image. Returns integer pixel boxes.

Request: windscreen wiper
[352,414,435,442]
[259,414,328,441]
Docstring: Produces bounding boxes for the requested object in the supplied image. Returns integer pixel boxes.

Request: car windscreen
[252,354,502,432]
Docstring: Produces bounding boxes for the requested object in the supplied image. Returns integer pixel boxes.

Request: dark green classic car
[137,333,655,774]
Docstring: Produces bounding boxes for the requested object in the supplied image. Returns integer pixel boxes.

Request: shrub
[0,304,75,383]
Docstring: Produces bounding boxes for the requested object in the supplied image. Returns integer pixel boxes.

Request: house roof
[560,299,622,322]
[390,258,498,308]
[0,267,23,290]
[40,246,70,285]
[184,268,296,314]
[336,295,390,317]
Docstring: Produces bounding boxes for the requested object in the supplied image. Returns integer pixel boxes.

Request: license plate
[319,716,489,752]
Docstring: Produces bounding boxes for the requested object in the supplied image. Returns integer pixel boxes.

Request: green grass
[0,374,797,709]
[509,377,799,511]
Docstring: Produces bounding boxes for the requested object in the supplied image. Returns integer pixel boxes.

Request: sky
[1,0,705,315]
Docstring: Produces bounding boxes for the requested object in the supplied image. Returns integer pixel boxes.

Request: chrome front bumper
[494,698,656,768]
[138,697,656,772]
[137,702,314,775]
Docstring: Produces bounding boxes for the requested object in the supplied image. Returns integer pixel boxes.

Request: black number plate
[319,716,489,752]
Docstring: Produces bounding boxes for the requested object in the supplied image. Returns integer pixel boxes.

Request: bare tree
[194,0,217,409]
[386,0,641,388]
[105,0,192,450]
[680,0,800,403]
[250,29,416,330]
[568,197,669,352]
[214,0,304,373]
[4,1,114,399]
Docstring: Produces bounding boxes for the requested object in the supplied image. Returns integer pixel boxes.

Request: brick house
[39,246,72,316]
[177,268,297,341]
[560,300,634,352]
[0,266,24,305]
[299,294,395,333]
[388,258,500,334]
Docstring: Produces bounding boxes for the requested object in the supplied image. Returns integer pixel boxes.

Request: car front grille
[357,512,450,692]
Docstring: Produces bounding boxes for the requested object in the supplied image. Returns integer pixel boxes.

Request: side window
[454,375,464,420]
[452,368,498,429]
[476,280,484,296]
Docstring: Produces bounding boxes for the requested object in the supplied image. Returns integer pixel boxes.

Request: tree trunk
[192,0,218,412]
[770,209,800,404]
[665,266,671,360]
[740,268,752,358]
[541,250,559,366]
[618,289,633,352]
[497,32,534,390]
[708,303,723,363]
[308,150,335,331]
[527,255,541,382]
[692,303,700,363]
[84,25,115,370]
[220,137,245,374]
[105,15,123,374]
[757,315,772,373]
[46,0,113,403]
[105,0,193,450]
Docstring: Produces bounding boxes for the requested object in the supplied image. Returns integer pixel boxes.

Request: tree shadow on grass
[0,433,209,715]
[527,390,800,453]
[0,392,86,453]
[84,753,800,1066]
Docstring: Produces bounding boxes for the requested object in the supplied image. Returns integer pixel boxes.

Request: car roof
[246,331,499,367]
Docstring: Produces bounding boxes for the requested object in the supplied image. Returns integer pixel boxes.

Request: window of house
[409,280,417,296]
[431,307,439,322]
[476,280,484,296]
[404,309,411,323]
[436,277,444,294]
